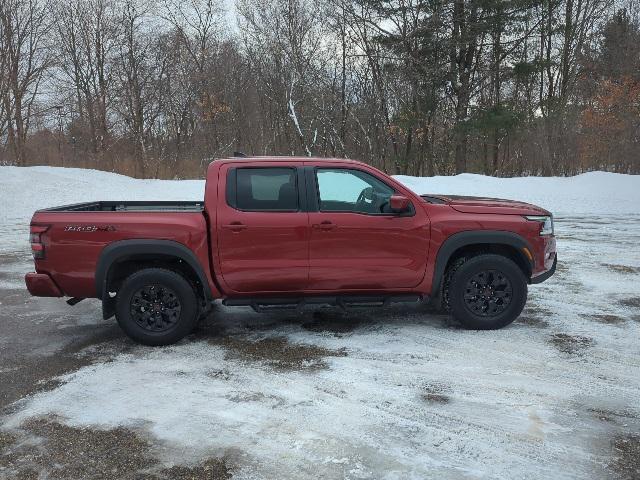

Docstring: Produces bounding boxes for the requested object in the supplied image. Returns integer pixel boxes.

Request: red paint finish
[438,195,550,216]
[308,212,429,289]
[214,161,310,293]
[306,162,430,290]
[26,156,557,303]
[28,211,215,298]
[25,273,63,297]
[389,195,411,212]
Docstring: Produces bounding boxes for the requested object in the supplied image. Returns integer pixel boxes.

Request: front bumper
[25,272,63,297]
[531,254,557,284]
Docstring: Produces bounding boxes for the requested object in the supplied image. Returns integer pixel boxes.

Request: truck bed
[39,201,204,213]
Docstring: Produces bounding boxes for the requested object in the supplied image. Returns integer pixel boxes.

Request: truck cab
[26,157,557,345]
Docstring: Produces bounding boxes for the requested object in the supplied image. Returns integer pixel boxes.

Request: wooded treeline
[1,0,638,178]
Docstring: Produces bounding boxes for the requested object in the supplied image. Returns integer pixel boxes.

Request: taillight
[30,225,49,259]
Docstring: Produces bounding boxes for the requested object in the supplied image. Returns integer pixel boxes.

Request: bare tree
[55,0,119,156]
[114,0,168,176]
[160,0,228,162]
[0,0,632,176]
[238,0,328,156]
[538,0,610,174]
[0,0,53,166]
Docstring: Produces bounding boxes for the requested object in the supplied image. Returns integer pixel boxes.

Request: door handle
[312,220,337,231]
[222,222,248,232]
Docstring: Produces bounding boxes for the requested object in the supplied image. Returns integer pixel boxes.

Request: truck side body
[26,157,557,344]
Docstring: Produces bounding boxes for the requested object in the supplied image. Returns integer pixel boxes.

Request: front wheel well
[437,243,532,311]
[444,244,532,280]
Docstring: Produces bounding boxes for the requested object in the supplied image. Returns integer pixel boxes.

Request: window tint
[316,168,395,214]
[234,168,298,211]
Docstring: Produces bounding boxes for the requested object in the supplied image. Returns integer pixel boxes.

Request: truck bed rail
[39,201,204,213]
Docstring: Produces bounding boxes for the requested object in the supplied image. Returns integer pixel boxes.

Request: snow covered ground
[1,166,639,479]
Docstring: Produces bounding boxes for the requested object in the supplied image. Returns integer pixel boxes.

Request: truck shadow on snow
[198,300,452,336]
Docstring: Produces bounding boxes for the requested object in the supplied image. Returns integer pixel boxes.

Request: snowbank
[1,166,638,252]
[0,166,204,253]
[0,166,205,222]
[395,171,640,216]
[2,166,638,218]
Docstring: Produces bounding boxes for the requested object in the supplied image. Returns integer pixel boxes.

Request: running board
[222,294,425,313]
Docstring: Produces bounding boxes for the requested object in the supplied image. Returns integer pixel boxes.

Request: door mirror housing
[390,195,411,213]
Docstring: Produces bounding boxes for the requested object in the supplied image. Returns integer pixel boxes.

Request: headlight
[525,215,554,235]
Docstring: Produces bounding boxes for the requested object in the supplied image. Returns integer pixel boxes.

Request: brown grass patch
[211,336,347,371]
[548,333,594,354]
[0,430,17,452]
[150,459,232,480]
[610,434,640,480]
[421,383,451,404]
[0,418,234,480]
[0,418,154,479]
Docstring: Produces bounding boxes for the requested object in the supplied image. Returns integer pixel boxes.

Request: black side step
[222,294,425,313]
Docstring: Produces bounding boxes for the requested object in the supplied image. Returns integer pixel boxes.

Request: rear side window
[228,167,298,211]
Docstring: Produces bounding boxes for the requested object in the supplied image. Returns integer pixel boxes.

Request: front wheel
[115,268,199,346]
[448,254,527,330]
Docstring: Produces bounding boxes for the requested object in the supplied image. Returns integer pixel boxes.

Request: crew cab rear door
[215,162,309,293]
[306,165,430,290]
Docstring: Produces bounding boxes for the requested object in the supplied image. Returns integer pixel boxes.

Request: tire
[447,254,527,330]
[115,268,199,346]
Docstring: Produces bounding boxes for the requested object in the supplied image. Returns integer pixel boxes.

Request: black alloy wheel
[130,285,182,332]
[447,254,527,330]
[115,268,199,346]
[463,269,513,317]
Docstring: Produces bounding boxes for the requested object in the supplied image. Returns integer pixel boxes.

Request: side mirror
[390,194,411,213]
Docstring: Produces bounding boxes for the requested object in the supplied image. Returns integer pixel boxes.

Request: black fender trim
[95,239,213,301]
[431,230,534,296]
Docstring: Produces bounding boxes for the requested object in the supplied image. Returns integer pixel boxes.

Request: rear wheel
[447,254,527,330]
[115,268,198,346]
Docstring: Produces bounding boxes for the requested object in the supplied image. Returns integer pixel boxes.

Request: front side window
[316,168,395,214]
[232,167,298,211]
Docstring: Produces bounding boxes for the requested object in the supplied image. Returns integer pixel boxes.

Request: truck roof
[215,156,364,165]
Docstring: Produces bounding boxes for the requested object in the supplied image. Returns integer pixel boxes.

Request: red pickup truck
[25,157,557,345]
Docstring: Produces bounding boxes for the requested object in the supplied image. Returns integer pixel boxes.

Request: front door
[307,167,430,290]
[216,163,309,293]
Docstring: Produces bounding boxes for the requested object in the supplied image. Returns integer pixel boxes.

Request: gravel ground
[1,215,640,479]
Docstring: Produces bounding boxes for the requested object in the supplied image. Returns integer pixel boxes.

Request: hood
[421,194,550,216]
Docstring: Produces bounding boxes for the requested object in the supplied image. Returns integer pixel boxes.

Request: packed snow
[1,165,639,479]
